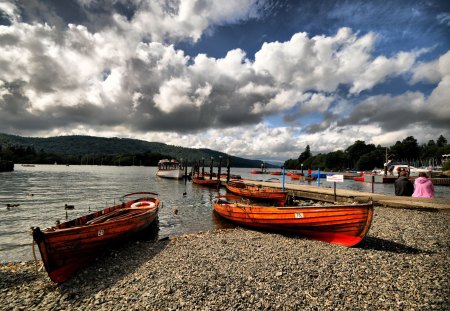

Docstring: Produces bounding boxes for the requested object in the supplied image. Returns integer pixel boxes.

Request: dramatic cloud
[0,0,449,161]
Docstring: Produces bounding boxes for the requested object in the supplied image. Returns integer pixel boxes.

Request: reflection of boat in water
[32,192,160,283]
[156,159,184,179]
[212,197,373,247]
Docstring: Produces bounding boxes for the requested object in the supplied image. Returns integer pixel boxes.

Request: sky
[0,0,449,162]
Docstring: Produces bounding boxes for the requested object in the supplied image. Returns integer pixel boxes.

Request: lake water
[1,165,449,263]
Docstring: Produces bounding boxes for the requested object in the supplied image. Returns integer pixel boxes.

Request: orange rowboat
[192,176,220,188]
[225,181,288,205]
[212,197,373,247]
[32,192,160,283]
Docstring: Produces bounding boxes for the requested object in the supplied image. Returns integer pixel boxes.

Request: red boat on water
[32,192,160,283]
[192,175,220,188]
[212,197,373,247]
[225,181,288,205]
[250,170,267,174]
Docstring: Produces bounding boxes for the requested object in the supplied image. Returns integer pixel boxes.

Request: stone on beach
[0,207,449,310]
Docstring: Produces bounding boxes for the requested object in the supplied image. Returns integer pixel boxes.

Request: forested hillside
[0,133,271,168]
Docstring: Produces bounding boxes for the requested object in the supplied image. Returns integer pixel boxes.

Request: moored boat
[192,175,220,188]
[225,181,288,205]
[212,197,373,247]
[156,159,184,179]
[32,192,160,283]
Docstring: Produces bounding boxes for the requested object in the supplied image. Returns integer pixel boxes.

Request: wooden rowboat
[212,197,373,247]
[225,181,288,205]
[192,175,220,188]
[32,192,160,283]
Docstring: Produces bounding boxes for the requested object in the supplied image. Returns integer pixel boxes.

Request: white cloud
[411,50,450,83]
[117,0,264,43]
[1,0,449,160]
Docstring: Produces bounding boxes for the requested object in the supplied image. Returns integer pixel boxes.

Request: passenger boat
[32,192,160,283]
[212,197,373,247]
[156,159,184,179]
[192,175,220,188]
[225,181,288,205]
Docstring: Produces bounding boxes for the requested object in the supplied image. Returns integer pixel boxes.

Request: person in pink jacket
[412,172,435,198]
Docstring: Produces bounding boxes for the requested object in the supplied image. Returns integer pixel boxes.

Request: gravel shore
[1,207,449,310]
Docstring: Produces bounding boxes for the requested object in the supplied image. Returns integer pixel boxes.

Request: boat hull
[212,200,373,247]
[225,182,288,204]
[156,169,184,179]
[192,176,220,187]
[32,192,159,283]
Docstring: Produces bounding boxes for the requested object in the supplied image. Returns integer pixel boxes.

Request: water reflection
[1,165,448,263]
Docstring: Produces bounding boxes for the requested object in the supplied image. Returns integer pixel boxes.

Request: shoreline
[1,206,449,310]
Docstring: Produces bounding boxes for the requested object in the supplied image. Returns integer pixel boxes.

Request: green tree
[437,135,447,147]
[345,140,376,168]
[356,148,385,170]
[298,145,312,164]
[325,150,347,171]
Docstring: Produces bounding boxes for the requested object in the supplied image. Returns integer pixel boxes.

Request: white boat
[386,164,429,177]
[156,159,184,179]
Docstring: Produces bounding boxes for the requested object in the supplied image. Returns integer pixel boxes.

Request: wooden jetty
[219,178,450,212]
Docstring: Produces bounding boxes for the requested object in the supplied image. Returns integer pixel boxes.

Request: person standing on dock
[395,171,414,196]
[412,172,435,198]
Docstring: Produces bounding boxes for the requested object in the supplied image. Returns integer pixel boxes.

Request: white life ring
[130,201,156,208]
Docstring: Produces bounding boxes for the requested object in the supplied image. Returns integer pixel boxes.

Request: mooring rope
[32,240,38,273]
[31,240,44,273]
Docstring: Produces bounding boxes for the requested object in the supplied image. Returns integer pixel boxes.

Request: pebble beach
[1,206,449,310]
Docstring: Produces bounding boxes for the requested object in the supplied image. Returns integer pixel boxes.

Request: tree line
[0,134,270,168]
[284,135,450,171]
[0,144,171,166]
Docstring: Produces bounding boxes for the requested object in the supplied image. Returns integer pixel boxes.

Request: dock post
[317,168,321,186]
[202,158,205,177]
[218,156,222,180]
[334,182,337,201]
[226,156,231,183]
[209,157,213,180]
[282,166,285,191]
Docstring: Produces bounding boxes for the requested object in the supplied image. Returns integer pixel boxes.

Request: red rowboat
[192,175,220,188]
[225,181,288,205]
[32,192,160,283]
[212,197,373,247]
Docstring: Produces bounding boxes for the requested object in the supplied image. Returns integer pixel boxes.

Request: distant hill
[0,133,277,168]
